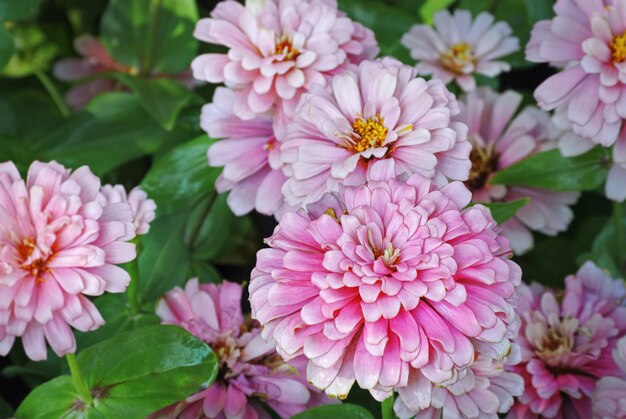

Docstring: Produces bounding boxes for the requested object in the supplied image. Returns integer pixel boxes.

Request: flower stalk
[382,394,395,419]
[66,353,93,405]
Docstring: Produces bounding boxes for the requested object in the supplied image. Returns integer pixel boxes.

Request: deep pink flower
[155,279,329,419]
[54,34,195,109]
[593,336,626,419]
[280,58,471,208]
[455,88,580,255]
[402,10,519,92]
[204,87,289,216]
[250,161,521,405]
[510,262,626,419]
[0,161,136,360]
[97,185,156,235]
[394,345,524,419]
[191,0,378,120]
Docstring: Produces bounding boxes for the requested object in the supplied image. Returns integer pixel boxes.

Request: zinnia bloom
[204,87,288,216]
[455,88,580,255]
[0,161,136,360]
[394,344,524,419]
[510,262,626,419]
[593,336,626,419]
[97,185,156,235]
[191,0,378,120]
[154,279,328,419]
[250,160,521,405]
[401,10,519,92]
[54,34,195,109]
[280,58,471,208]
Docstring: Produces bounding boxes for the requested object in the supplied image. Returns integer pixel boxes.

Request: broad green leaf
[293,404,376,419]
[101,0,198,74]
[16,325,217,419]
[479,198,529,224]
[420,0,455,24]
[578,204,626,278]
[138,212,191,303]
[0,25,14,70]
[338,0,414,63]
[491,147,610,192]
[0,0,43,21]
[524,0,553,23]
[141,136,221,215]
[38,92,184,176]
[113,74,195,130]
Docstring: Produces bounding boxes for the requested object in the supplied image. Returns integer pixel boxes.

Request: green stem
[66,353,93,405]
[125,237,141,315]
[382,394,395,419]
[614,201,625,276]
[141,0,163,76]
[35,70,71,118]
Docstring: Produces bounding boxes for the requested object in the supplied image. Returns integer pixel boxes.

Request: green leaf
[338,0,415,63]
[293,404,376,419]
[420,0,454,24]
[141,136,221,215]
[112,74,195,130]
[0,396,12,418]
[0,0,44,21]
[491,147,610,192]
[16,325,217,419]
[523,0,553,24]
[578,205,626,278]
[0,25,14,71]
[138,212,191,304]
[101,0,198,74]
[2,24,58,77]
[38,92,185,176]
[479,198,529,224]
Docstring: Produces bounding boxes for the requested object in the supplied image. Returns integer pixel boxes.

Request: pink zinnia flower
[191,0,378,120]
[593,336,626,419]
[455,88,580,255]
[0,161,136,360]
[510,262,626,419]
[204,87,289,216]
[54,34,195,109]
[97,185,156,235]
[394,344,524,419]
[401,10,519,92]
[154,279,329,419]
[250,160,521,404]
[280,58,471,208]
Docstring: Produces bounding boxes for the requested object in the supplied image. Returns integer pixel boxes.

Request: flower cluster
[527,0,626,201]
[510,262,626,418]
[0,161,139,360]
[250,162,523,417]
[154,279,328,418]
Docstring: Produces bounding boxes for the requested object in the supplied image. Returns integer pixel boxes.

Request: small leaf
[293,404,376,419]
[16,325,217,419]
[419,0,455,24]
[491,147,610,191]
[112,74,195,130]
[479,198,529,224]
[141,136,221,215]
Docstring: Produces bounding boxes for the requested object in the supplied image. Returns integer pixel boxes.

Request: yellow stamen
[440,42,475,74]
[611,31,626,63]
[274,35,300,61]
[351,114,388,153]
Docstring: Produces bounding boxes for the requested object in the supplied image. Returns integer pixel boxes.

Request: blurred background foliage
[0,0,622,416]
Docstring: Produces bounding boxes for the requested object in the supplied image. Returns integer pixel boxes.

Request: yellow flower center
[274,35,300,61]
[351,114,388,153]
[466,144,499,192]
[17,237,49,282]
[611,31,626,63]
[440,42,475,74]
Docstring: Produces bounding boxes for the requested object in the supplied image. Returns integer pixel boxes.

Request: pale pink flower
[394,344,524,419]
[280,58,471,208]
[250,160,521,404]
[204,87,289,216]
[154,279,329,419]
[510,262,626,419]
[402,10,519,92]
[593,336,626,419]
[456,88,580,255]
[54,34,195,109]
[97,185,156,235]
[191,0,378,120]
[0,161,136,361]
